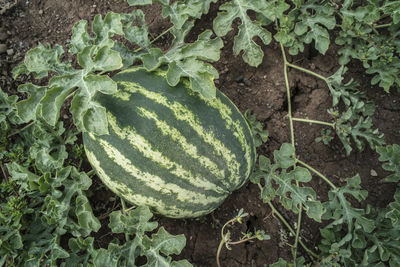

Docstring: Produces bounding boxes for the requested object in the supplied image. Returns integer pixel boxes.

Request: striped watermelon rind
[83,67,256,218]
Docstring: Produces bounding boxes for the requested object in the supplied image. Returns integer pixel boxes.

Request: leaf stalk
[296,159,337,190]
[285,62,328,82]
[292,117,335,128]
[6,121,35,138]
[264,196,319,260]
[134,26,174,53]
[281,43,303,264]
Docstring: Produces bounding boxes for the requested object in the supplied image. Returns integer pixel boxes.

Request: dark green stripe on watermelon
[84,135,223,218]
[83,67,255,218]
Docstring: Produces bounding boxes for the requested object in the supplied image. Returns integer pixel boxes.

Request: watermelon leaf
[293,1,336,55]
[213,0,274,67]
[120,10,151,49]
[251,144,324,222]
[106,206,192,267]
[160,0,217,30]
[319,175,380,264]
[12,13,125,135]
[127,0,153,6]
[244,110,269,148]
[142,227,188,266]
[108,206,158,235]
[325,67,385,155]
[377,144,400,183]
[141,30,223,98]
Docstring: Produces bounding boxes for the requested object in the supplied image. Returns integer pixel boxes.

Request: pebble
[0,44,7,54]
[39,9,43,15]
[370,169,378,177]
[0,29,7,41]
[235,75,244,83]
[6,49,14,56]
[243,78,251,86]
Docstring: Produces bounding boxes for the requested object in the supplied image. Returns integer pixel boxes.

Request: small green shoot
[315,129,334,145]
[216,208,270,267]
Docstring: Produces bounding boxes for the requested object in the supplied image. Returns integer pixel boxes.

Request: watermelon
[83,67,256,218]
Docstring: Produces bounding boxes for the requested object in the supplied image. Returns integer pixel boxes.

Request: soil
[1,1,399,266]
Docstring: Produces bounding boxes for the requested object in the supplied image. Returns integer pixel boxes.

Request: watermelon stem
[6,120,35,138]
[296,159,338,190]
[216,209,271,267]
[292,117,335,128]
[134,26,174,53]
[120,198,131,241]
[281,43,303,264]
[260,184,319,260]
[285,61,329,83]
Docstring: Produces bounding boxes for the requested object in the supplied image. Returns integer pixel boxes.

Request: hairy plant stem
[374,23,392,29]
[86,169,95,177]
[292,117,335,128]
[7,121,35,138]
[120,199,131,242]
[134,26,174,53]
[262,193,319,260]
[285,62,328,82]
[280,43,303,264]
[296,159,337,190]
[216,215,259,267]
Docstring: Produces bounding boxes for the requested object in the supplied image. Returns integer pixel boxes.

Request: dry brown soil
[1,1,399,266]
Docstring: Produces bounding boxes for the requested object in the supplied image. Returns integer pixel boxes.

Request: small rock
[370,169,378,177]
[0,44,7,54]
[0,33,7,41]
[6,49,13,56]
[39,9,43,15]
[243,78,251,86]
[0,29,7,41]
[220,67,229,74]
[235,75,244,83]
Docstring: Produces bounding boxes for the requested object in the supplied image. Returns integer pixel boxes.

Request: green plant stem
[374,23,392,29]
[229,236,257,245]
[216,238,225,267]
[286,62,328,82]
[264,197,319,260]
[296,159,337,190]
[281,43,303,265]
[281,44,295,150]
[86,170,95,177]
[372,27,380,35]
[292,117,335,128]
[120,199,130,241]
[216,216,264,267]
[294,205,302,262]
[216,217,236,267]
[134,26,174,53]
[7,121,35,138]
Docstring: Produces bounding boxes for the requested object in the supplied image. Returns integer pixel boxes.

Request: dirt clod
[0,43,6,54]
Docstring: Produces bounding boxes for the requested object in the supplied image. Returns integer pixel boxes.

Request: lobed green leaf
[252,144,324,222]
[213,0,275,66]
